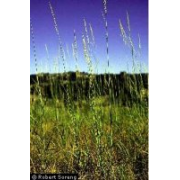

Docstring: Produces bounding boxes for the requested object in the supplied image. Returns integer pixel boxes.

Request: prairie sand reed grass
[30,1,148,178]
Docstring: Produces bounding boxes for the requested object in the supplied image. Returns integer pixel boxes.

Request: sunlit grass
[30,1,148,179]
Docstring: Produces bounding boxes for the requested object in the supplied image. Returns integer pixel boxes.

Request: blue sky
[30,0,148,74]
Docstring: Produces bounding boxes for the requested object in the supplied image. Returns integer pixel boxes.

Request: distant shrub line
[30,71,148,106]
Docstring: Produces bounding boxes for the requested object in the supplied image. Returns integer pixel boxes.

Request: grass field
[30,1,148,179]
[30,72,148,179]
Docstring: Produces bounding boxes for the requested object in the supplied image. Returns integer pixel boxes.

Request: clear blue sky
[30,0,148,74]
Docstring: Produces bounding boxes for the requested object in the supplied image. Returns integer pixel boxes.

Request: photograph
[30,0,148,179]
